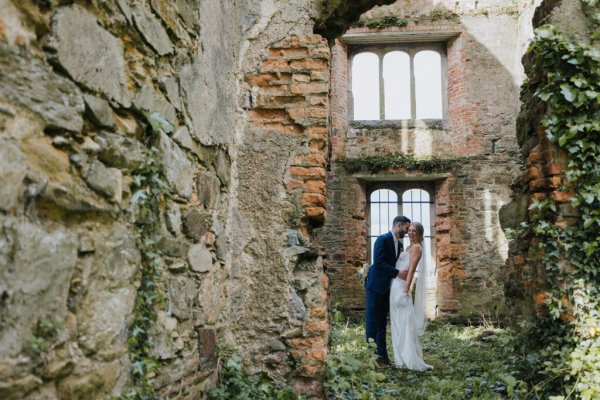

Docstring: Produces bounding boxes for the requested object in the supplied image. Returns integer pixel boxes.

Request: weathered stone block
[196,171,221,210]
[182,209,212,242]
[0,220,77,357]
[84,160,123,203]
[0,140,26,212]
[168,275,197,320]
[0,42,84,132]
[133,85,177,128]
[97,132,146,172]
[131,2,174,55]
[83,94,116,129]
[187,243,213,273]
[49,5,131,107]
[159,132,194,199]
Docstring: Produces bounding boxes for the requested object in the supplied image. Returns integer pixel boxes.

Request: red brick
[307,125,327,139]
[260,95,304,107]
[268,47,308,59]
[289,337,325,349]
[246,72,291,87]
[305,207,326,220]
[290,58,328,71]
[305,107,327,119]
[291,83,328,94]
[305,320,328,334]
[301,193,326,207]
[311,71,329,81]
[552,191,573,203]
[308,96,328,106]
[293,153,326,167]
[547,162,565,175]
[310,47,330,57]
[248,109,287,122]
[311,138,327,151]
[261,59,289,70]
[258,84,290,96]
[286,179,303,190]
[305,180,326,194]
[321,274,329,290]
[290,167,326,178]
[309,306,327,319]
[304,349,327,362]
[292,73,311,83]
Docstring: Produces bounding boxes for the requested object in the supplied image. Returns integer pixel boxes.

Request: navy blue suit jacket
[365,231,400,295]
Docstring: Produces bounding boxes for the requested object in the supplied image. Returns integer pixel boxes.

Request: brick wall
[322,13,521,321]
[242,35,331,397]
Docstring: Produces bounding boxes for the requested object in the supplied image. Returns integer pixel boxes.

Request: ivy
[208,351,306,400]
[337,153,464,174]
[509,24,600,399]
[121,128,172,399]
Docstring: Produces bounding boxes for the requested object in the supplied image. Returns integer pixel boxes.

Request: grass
[327,319,519,399]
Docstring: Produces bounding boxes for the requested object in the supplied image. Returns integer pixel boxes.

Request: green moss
[337,153,464,174]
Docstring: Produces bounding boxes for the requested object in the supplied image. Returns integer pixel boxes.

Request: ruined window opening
[368,185,435,264]
[349,43,447,121]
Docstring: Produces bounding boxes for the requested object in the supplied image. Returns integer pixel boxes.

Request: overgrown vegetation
[121,115,172,399]
[352,8,459,29]
[506,25,600,399]
[337,153,464,174]
[208,345,305,400]
[326,318,521,399]
[24,318,64,358]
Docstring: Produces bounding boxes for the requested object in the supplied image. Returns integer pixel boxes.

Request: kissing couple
[365,216,433,371]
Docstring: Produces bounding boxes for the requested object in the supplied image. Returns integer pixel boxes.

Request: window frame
[348,42,448,121]
[366,182,436,265]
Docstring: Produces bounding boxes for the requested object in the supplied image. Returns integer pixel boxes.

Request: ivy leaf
[560,84,577,102]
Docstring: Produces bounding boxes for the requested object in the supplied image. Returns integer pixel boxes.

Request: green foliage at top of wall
[337,153,464,174]
[508,24,600,400]
[352,8,460,29]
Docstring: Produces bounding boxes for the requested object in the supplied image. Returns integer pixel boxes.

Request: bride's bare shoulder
[408,243,423,254]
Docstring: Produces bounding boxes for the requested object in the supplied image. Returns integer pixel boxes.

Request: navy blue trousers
[365,289,389,359]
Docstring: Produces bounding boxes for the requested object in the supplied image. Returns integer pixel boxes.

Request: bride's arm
[404,245,422,294]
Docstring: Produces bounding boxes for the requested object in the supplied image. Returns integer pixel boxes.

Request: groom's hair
[393,216,411,225]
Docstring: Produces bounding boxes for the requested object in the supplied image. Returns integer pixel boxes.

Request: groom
[365,215,411,366]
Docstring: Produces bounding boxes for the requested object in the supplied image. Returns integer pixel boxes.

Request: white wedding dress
[389,250,433,371]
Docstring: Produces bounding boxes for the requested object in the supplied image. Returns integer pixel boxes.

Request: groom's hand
[398,270,408,280]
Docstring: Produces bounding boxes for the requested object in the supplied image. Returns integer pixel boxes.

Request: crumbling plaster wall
[0,0,399,398]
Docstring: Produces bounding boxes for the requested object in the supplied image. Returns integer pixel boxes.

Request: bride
[389,222,433,371]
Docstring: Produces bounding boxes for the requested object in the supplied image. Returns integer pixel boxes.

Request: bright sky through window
[352,52,379,120]
[415,51,443,119]
[383,51,411,119]
[352,49,443,120]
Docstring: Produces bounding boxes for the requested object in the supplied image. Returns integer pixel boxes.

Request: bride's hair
[410,222,424,244]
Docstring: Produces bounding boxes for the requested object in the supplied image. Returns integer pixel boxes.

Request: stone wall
[322,0,525,320]
[0,0,403,398]
[0,0,247,398]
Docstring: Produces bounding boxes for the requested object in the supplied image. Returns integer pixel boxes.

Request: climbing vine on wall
[337,153,464,174]
[122,116,172,399]
[513,25,599,399]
